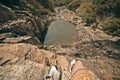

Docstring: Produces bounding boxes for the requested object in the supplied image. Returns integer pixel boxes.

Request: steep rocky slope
[0,1,56,79]
[0,43,58,80]
[0,0,54,46]
[0,1,120,80]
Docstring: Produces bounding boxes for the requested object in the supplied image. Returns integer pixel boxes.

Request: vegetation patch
[0,0,54,16]
[102,18,120,37]
[52,0,120,37]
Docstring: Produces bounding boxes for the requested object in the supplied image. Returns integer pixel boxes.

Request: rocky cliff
[0,0,54,46]
[0,43,50,80]
[0,43,73,80]
[0,0,120,80]
[0,1,55,79]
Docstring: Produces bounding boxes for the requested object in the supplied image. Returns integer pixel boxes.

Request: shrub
[52,0,72,7]
[67,0,81,11]
[102,18,120,37]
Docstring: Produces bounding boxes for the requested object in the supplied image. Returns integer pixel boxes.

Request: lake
[44,20,75,45]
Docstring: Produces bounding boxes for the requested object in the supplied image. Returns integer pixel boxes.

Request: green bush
[84,16,95,25]
[0,0,20,8]
[0,4,16,25]
[0,0,54,15]
[102,18,120,37]
[67,0,80,11]
[74,0,120,37]
[52,0,72,7]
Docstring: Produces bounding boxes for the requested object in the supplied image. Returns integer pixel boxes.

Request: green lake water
[44,20,75,45]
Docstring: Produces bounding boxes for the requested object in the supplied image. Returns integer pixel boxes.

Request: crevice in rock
[39,21,50,44]
[0,59,10,66]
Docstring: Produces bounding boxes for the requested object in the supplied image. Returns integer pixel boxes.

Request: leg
[71,60,91,80]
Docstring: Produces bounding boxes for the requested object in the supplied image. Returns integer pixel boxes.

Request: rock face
[0,1,55,79]
[0,43,50,80]
[0,0,54,46]
[0,4,16,25]
[0,12,47,46]
[0,43,73,80]
[0,43,66,80]
[0,62,49,80]
[54,6,82,25]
